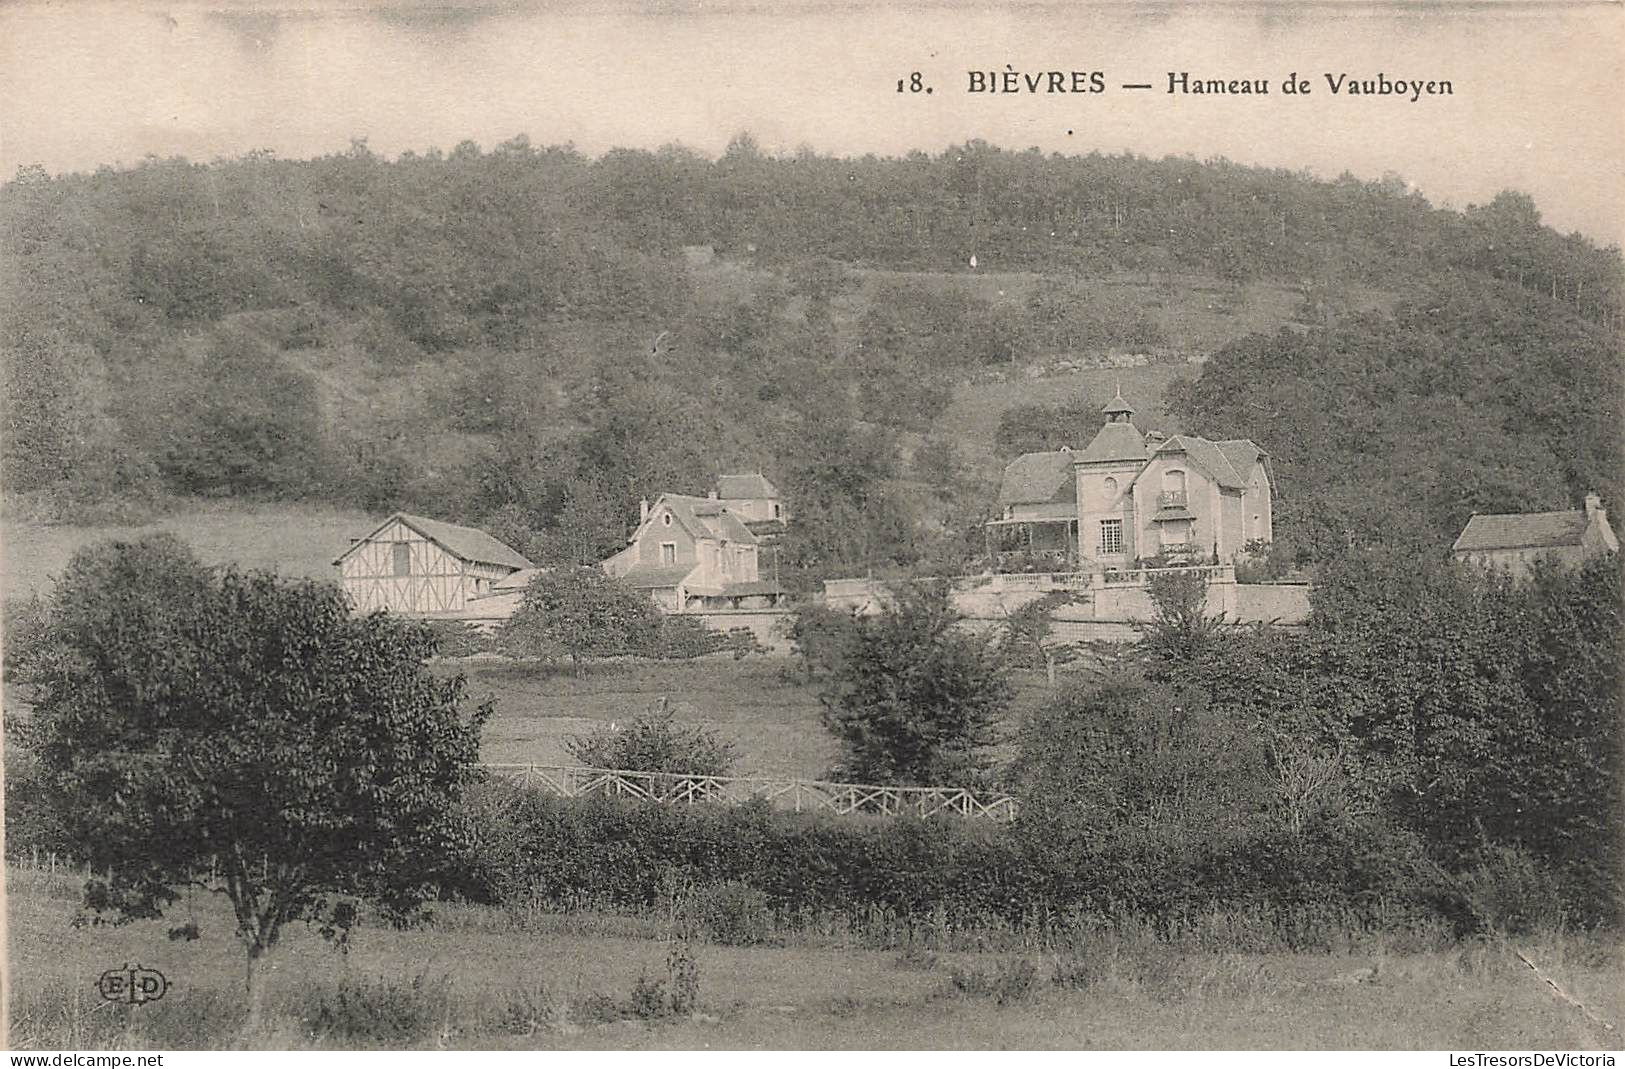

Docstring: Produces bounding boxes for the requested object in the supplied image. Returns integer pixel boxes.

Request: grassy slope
[1,502,381,601]
[9,875,1619,1050]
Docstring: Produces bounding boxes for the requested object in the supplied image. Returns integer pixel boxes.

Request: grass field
[460,657,1063,780]
[463,659,840,778]
[1,502,380,601]
[9,868,1619,1050]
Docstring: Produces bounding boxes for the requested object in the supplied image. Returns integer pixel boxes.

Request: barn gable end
[336,513,533,615]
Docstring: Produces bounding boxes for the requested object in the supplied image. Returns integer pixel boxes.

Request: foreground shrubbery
[458,779,1485,942]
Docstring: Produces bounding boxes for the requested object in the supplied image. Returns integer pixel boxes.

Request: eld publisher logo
[96,964,169,1006]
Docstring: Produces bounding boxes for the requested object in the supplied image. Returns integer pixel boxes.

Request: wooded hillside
[3,137,1618,575]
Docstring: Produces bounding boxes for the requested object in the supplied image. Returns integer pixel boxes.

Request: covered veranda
[982,515,1081,573]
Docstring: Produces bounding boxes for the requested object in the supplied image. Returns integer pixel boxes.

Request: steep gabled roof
[1152,436,1246,490]
[1453,510,1588,553]
[1076,422,1148,465]
[335,512,534,570]
[998,450,1078,506]
[717,473,780,499]
[647,494,759,545]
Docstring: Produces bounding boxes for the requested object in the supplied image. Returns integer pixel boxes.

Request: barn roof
[998,450,1078,506]
[1453,510,1589,553]
[334,512,535,570]
[717,473,780,499]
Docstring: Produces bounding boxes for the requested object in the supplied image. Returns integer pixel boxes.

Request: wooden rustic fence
[482,763,1020,822]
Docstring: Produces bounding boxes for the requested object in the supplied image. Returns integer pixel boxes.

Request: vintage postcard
[1,0,1621,1057]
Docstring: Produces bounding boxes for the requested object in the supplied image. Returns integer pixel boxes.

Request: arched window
[1162,469,1186,493]
[1103,476,1118,498]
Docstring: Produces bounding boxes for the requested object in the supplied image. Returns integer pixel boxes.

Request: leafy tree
[1139,568,1226,662]
[785,601,861,683]
[1306,548,1533,857]
[994,589,1088,690]
[1010,667,1270,846]
[992,396,1095,458]
[499,566,658,674]
[24,536,489,1023]
[818,582,1011,785]
[1490,553,1621,898]
[144,329,328,498]
[565,696,738,776]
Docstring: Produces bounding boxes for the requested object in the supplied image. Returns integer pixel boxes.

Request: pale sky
[2,1,1621,246]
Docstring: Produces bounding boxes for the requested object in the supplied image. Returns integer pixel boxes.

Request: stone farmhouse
[601,491,785,612]
[1452,494,1618,580]
[335,511,534,615]
[991,389,1273,571]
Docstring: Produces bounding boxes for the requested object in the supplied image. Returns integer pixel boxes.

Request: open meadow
[457,657,1068,779]
[1,503,379,602]
[8,865,1619,1050]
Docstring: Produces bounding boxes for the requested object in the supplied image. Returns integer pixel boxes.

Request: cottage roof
[618,562,698,590]
[717,579,785,598]
[1452,510,1589,553]
[492,568,544,591]
[1151,436,1247,490]
[1076,422,1149,465]
[656,494,758,544]
[334,512,534,570]
[1215,440,1265,480]
[997,450,1079,506]
[717,473,780,500]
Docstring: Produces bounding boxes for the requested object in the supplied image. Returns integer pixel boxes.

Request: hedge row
[460,780,1454,930]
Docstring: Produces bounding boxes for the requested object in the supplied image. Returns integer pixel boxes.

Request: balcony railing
[1157,490,1188,508]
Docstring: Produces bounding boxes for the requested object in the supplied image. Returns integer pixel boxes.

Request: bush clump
[563,697,738,776]
[689,880,775,946]
[299,973,454,1048]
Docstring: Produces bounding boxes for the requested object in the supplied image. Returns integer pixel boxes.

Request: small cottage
[1452,494,1618,580]
[601,492,784,612]
[335,512,534,615]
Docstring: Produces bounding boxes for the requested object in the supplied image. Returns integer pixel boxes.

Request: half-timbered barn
[335,512,535,615]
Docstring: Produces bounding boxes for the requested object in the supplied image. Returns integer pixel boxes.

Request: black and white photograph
[0,0,1621,1055]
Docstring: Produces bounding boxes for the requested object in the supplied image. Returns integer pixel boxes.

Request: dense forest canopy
[2,137,1618,577]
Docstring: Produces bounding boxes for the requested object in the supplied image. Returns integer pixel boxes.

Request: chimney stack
[640,498,650,523]
[708,489,718,500]
[1585,493,1602,516]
